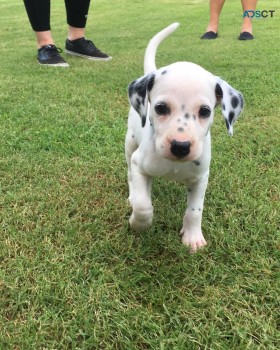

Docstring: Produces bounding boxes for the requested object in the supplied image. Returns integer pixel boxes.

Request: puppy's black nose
[170,140,191,158]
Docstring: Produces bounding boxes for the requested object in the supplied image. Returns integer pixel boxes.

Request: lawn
[0,0,279,349]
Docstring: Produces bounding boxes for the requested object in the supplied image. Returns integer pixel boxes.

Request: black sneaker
[65,37,112,61]
[238,32,254,40]
[200,31,218,40]
[37,44,69,67]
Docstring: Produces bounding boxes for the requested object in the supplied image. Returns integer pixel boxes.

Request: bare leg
[35,31,54,48]
[67,26,86,41]
[241,0,257,34]
[206,0,225,33]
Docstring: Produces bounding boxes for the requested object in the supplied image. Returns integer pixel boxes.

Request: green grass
[0,0,279,349]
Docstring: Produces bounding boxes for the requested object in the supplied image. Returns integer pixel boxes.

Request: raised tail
[144,22,180,75]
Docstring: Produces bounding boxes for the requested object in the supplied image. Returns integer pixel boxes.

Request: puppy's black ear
[215,77,244,135]
[128,73,155,127]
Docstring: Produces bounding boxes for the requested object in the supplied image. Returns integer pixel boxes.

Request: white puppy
[125,23,244,252]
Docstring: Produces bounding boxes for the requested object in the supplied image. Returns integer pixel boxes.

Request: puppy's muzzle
[170,140,191,159]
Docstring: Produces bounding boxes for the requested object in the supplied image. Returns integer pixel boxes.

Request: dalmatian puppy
[125,23,244,252]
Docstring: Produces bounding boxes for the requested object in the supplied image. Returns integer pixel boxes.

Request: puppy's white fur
[125,23,244,252]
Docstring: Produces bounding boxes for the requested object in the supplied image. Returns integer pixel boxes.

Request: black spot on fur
[193,115,196,120]
[178,127,184,132]
[193,160,200,166]
[135,77,147,100]
[136,98,141,111]
[141,116,146,128]
[222,103,226,111]
[147,74,155,92]
[231,96,239,108]
[228,111,235,124]
[239,93,244,109]
[177,118,181,123]
[128,80,136,98]
[185,113,190,119]
[161,70,167,75]
[215,83,223,98]
[225,119,230,131]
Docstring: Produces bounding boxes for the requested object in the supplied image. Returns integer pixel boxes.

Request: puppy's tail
[144,22,180,75]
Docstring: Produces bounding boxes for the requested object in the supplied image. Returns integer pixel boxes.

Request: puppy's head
[128,62,244,161]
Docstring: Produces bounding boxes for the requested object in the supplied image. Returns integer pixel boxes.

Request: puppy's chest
[140,157,205,182]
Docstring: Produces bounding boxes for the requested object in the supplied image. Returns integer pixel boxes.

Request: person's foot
[37,45,69,67]
[238,32,254,40]
[65,37,112,61]
[200,31,218,39]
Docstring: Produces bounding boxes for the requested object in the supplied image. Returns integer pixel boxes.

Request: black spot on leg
[225,119,230,131]
[231,96,239,108]
[228,111,235,124]
[184,113,190,119]
[193,160,200,166]
[178,127,184,132]
[161,70,167,75]
[222,103,226,111]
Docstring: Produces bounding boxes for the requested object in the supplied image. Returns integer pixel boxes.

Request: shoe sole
[65,49,112,61]
[38,61,69,67]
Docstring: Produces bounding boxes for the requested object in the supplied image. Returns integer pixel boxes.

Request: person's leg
[23,0,55,48]
[64,0,111,60]
[23,0,68,66]
[206,0,225,33]
[64,0,91,40]
[241,0,257,34]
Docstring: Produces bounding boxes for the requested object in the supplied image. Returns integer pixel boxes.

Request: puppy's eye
[154,102,170,115]
[199,106,211,118]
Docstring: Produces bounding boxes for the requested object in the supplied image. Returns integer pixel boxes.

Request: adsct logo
[243,10,276,18]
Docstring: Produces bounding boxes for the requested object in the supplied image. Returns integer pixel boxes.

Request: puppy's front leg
[181,174,209,252]
[128,153,153,231]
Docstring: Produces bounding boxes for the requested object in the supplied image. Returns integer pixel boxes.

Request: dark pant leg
[64,0,91,28]
[23,0,51,31]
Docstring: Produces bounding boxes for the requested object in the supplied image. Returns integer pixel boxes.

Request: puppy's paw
[129,213,152,232]
[180,229,207,253]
